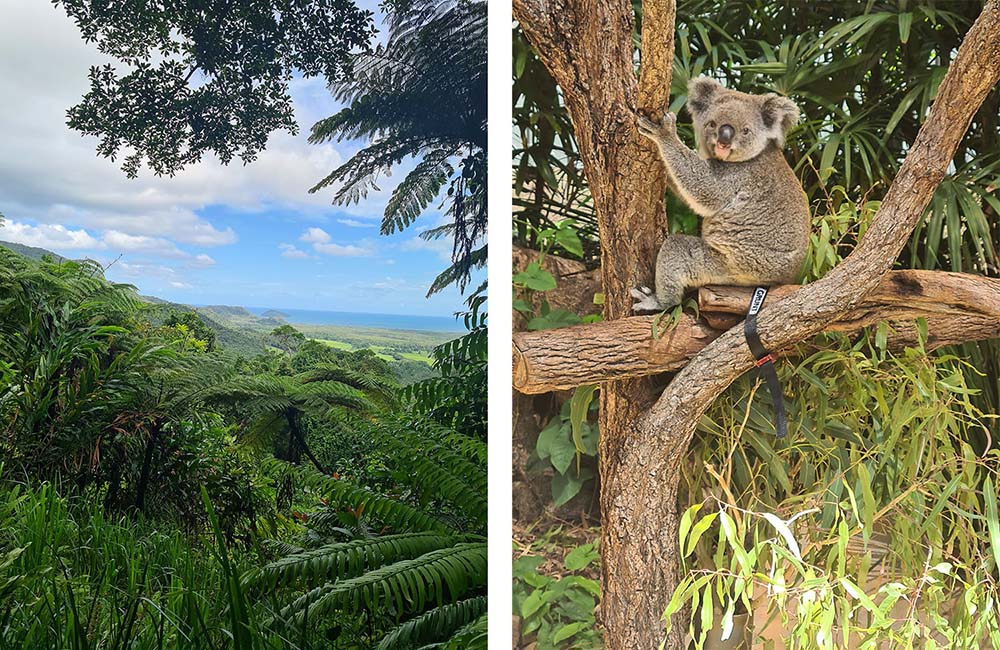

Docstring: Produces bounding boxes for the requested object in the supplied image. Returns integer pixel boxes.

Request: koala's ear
[760,94,799,143]
[686,77,722,117]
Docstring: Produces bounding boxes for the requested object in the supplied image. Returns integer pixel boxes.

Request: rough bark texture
[513,271,1000,393]
[513,0,676,644]
[515,0,1000,647]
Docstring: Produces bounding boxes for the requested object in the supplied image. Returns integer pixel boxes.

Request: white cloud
[190,253,216,267]
[314,241,371,257]
[297,227,370,256]
[113,262,180,280]
[169,281,193,289]
[401,235,453,262]
[337,218,376,228]
[0,1,368,260]
[103,230,186,257]
[279,243,311,259]
[300,227,332,244]
[0,219,101,250]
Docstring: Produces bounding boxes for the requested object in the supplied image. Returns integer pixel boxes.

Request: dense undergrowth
[0,248,487,649]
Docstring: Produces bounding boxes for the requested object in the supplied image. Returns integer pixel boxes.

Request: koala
[631,77,809,313]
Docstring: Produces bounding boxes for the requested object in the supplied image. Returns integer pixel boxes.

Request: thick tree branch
[513,271,1000,393]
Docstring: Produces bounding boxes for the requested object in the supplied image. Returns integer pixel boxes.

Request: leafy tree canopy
[56,0,377,177]
[310,0,487,294]
[164,311,216,351]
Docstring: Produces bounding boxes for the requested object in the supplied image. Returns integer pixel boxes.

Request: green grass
[316,338,440,367]
[316,338,354,351]
[297,324,455,350]
[0,478,295,649]
[400,352,435,364]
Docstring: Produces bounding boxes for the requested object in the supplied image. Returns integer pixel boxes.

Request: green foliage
[57,0,375,177]
[0,250,266,530]
[275,542,487,625]
[253,300,488,649]
[267,324,307,353]
[513,539,602,649]
[0,475,287,649]
[512,28,594,252]
[256,414,487,647]
[0,240,489,649]
[513,221,600,332]
[310,0,486,293]
[535,396,599,506]
[667,326,999,646]
[405,296,487,439]
[164,311,217,352]
[376,596,487,650]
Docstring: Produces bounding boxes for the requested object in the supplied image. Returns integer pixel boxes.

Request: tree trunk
[612,6,1000,648]
[513,271,1000,393]
[284,410,302,464]
[135,420,162,513]
[513,0,676,645]
[514,0,1000,647]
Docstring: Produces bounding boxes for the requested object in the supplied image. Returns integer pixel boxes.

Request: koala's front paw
[631,286,662,313]
[636,112,678,144]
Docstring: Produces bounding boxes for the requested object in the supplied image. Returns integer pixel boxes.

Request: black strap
[744,287,787,438]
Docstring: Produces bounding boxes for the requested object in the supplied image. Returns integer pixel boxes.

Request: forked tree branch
[605,3,1000,647]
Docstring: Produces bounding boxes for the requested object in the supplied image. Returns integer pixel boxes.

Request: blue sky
[0,0,481,317]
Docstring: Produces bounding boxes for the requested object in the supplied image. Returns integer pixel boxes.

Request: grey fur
[633,77,809,312]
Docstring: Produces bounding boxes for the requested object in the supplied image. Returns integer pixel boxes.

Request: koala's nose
[717,124,735,145]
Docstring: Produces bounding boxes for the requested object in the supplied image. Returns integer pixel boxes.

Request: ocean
[245,307,465,333]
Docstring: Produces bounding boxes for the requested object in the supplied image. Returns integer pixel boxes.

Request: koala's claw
[636,112,678,142]
[631,286,661,313]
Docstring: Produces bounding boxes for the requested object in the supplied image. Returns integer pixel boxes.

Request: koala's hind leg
[633,235,733,313]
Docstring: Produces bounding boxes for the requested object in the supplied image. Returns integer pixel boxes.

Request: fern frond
[258,532,460,590]
[382,149,455,235]
[442,611,488,650]
[279,542,487,623]
[294,466,454,534]
[377,596,487,650]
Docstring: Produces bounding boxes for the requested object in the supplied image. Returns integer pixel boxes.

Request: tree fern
[382,148,456,235]
[309,0,486,292]
[284,464,455,534]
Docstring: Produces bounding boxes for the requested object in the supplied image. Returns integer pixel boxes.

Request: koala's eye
[742,126,750,135]
[707,120,716,129]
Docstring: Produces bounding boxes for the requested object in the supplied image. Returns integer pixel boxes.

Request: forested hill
[0,240,444,382]
[0,239,69,262]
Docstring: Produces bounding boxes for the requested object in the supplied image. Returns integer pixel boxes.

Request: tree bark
[513,271,1000,393]
[513,0,677,645]
[135,420,162,513]
[515,0,1000,647]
